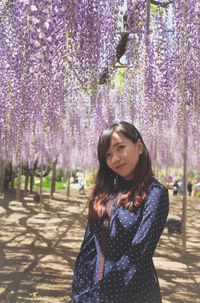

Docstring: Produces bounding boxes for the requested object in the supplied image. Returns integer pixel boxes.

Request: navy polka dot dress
[72,179,169,303]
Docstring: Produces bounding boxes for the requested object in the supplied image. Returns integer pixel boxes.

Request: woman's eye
[118,145,125,150]
[105,153,111,158]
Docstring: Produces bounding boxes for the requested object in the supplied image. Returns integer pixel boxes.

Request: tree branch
[150,0,173,8]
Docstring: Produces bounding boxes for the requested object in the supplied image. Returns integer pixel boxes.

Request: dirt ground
[0,187,199,303]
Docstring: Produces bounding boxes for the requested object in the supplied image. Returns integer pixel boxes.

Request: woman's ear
[137,139,143,155]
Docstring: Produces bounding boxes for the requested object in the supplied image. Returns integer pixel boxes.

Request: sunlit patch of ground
[0,187,199,302]
[154,191,200,303]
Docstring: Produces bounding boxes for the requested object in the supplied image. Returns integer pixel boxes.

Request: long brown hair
[87,122,153,224]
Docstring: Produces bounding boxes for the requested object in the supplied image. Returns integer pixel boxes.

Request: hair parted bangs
[97,122,142,164]
[87,121,153,224]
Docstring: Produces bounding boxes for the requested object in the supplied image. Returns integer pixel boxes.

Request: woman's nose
[112,153,120,163]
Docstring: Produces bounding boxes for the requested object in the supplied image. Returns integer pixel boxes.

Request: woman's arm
[72,224,97,298]
[73,184,169,303]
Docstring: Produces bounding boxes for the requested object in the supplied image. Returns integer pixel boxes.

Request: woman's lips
[115,164,125,170]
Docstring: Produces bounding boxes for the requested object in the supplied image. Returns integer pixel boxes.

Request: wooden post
[50,160,56,199]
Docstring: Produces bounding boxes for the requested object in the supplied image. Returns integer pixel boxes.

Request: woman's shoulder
[147,178,168,197]
[141,178,169,213]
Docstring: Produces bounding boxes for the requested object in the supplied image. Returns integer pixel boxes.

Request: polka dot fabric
[72,179,169,303]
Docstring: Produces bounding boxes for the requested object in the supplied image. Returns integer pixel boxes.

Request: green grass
[14,178,25,185]
[55,181,67,189]
[34,180,67,190]
[13,177,67,190]
[13,169,96,190]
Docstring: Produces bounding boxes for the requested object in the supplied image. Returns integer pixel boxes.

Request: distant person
[178,180,184,195]
[173,181,178,195]
[72,121,169,303]
[187,181,192,196]
[78,173,86,195]
[75,169,82,183]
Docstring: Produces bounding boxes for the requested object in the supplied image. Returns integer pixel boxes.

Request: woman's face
[105,131,143,180]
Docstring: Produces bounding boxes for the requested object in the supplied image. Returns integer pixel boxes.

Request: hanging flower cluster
[172,0,200,129]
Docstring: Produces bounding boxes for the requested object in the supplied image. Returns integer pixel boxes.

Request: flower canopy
[0,0,199,170]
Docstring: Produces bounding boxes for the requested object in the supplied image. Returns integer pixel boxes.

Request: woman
[72,122,169,303]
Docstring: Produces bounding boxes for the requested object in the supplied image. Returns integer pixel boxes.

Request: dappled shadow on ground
[0,189,199,302]
[0,188,88,303]
[154,193,200,303]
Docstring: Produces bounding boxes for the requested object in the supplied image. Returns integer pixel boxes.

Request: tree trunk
[146,0,151,33]
[11,165,15,190]
[50,160,56,199]
[39,159,43,204]
[181,133,188,253]
[0,159,5,199]
[63,170,67,183]
[93,168,96,183]
[66,168,71,198]
[165,150,169,186]
[30,173,34,194]
[16,163,22,201]
[24,173,29,196]
[156,165,160,181]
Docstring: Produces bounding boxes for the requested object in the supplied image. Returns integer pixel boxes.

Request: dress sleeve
[72,224,97,298]
[73,185,169,303]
